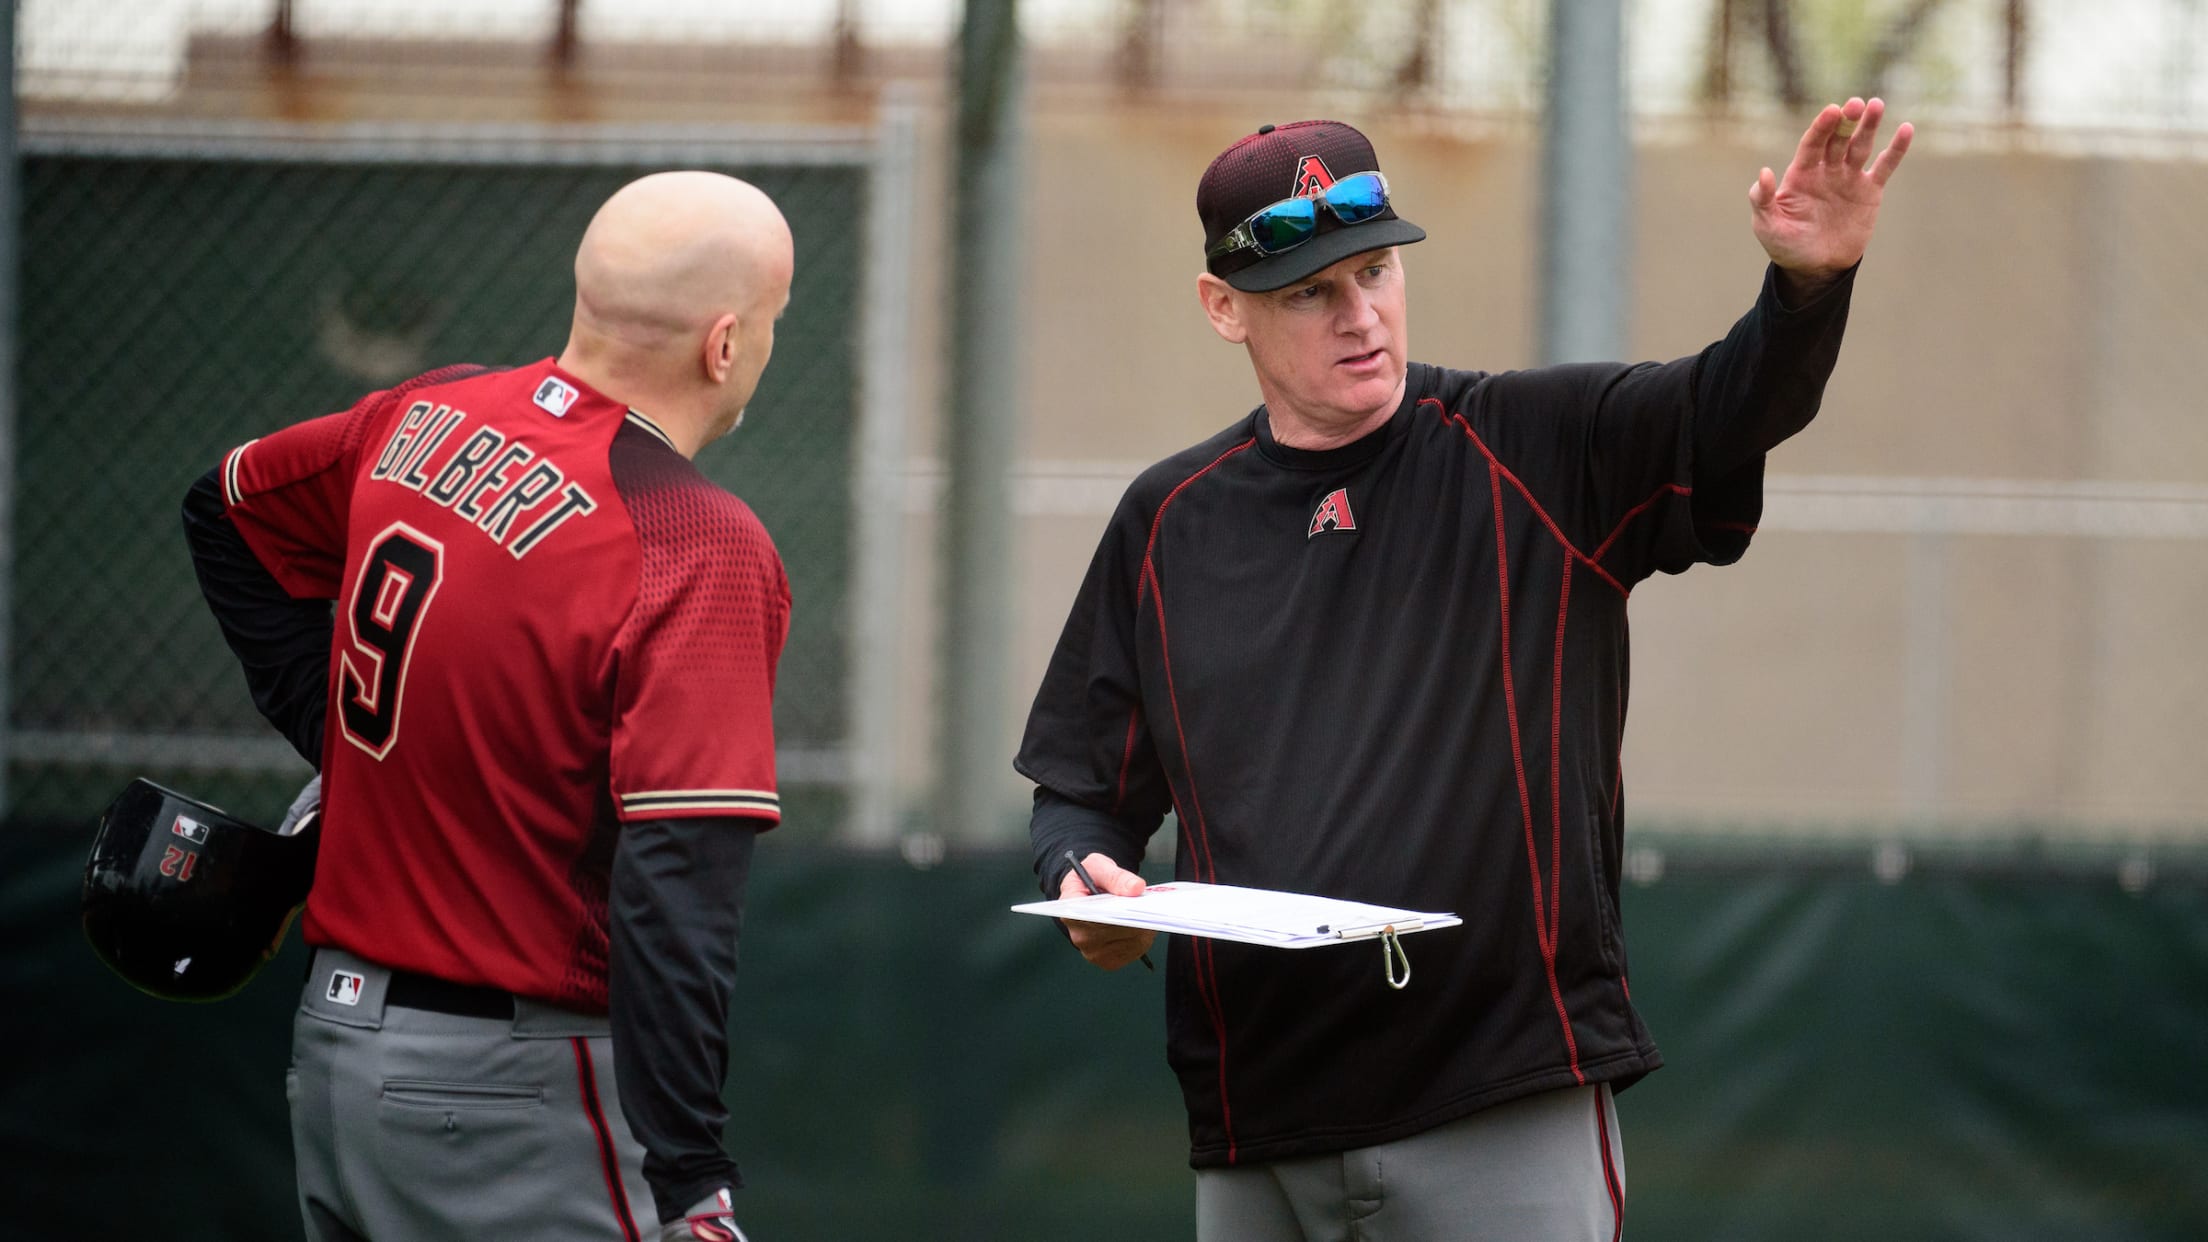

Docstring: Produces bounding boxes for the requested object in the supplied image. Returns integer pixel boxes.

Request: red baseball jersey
[222,360,790,1010]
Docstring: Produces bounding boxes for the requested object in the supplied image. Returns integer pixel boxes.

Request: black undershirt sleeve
[1516,260,1858,582]
[1017,489,1177,907]
[1029,785,1162,898]
[609,815,758,1223]
[1688,261,1858,481]
[181,466,332,766]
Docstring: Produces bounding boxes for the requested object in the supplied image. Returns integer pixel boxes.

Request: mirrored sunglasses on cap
[1206,171,1393,261]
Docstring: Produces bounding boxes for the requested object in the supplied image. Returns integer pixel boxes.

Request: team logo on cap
[1294,155,1338,198]
[326,971,365,1006]
[1309,488,1357,537]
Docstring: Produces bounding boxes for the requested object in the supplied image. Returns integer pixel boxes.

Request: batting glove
[660,1188,747,1242]
[277,773,321,837]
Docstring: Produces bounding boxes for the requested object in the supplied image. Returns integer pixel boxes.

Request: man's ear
[704,312,740,383]
[1195,273,1249,345]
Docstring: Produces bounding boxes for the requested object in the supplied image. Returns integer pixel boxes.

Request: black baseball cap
[1198,119,1426,292]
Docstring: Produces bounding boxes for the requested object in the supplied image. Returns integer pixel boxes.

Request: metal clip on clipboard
[1320,920,1421,989]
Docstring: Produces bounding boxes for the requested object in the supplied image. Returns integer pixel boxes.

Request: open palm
[1752,97,1913,277]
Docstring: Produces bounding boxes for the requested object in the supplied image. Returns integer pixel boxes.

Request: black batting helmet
[82,779,319,1002]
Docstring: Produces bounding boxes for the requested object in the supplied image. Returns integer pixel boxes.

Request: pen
[1064,850,1156,973]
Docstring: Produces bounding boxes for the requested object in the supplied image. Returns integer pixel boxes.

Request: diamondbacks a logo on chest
[1308,488,1357,538]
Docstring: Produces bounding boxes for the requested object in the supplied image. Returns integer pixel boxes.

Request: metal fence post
[938,0,1024,844]
[1539,0,1631,365]
[850,89,920,846]
[1,0,19,818]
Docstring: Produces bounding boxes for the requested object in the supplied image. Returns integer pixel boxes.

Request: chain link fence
[9,6,2208,1240]
[9,122,900,832]
[13,1,2206,845]
[22,1,2208,132]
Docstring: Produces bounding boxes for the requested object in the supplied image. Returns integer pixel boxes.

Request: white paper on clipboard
[1010,881,1461,949]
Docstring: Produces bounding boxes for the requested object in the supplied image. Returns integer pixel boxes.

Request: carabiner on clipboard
[1381,925,1411,990]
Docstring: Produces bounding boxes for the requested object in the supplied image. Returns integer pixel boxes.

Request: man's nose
[1338,283,1379,334]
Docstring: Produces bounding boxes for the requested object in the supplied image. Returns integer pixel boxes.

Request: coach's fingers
[1748,166,1778,212]
[1055,853,1152,969]
[1058,852,1148,899]
[1067,921,1160,971]
[1789,104,1844,175]
[1868,121,1915,187]
[1842,97,1885,169]
[1824,97,1866,165]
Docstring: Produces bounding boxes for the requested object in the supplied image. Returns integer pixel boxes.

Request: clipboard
[1012,881,1461,989]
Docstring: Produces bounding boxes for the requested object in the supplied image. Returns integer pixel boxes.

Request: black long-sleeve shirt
[1018,264,1856,1166]
[183,466,749,1221]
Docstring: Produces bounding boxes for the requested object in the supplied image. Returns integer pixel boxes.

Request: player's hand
[1751,96,1913,296]
[660,1187,748,1241]
[264,774,321,957]
[278,773,322,837]
[1058,852,1156,972]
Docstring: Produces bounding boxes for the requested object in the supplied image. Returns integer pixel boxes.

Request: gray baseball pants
[286,947,658,1241]
[1195,1083,1627,1242]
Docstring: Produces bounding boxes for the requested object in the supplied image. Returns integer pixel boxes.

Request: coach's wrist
[1769,259,1858,311]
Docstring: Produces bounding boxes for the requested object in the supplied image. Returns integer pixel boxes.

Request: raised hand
[1751,97,1913,289]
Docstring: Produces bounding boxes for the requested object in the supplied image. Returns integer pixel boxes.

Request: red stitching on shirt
[1549,558,1571,954]
[1492,466,1585,1084]
[1201,936,1236,1163]
[1136,443,1256,1164]
[1112,707,1142,815]
[1592,483,1691,563]
[1611,673,1626,834]
[1147,556,1237,1163]
[1137,439,1257,611]
[1596,1085,1624,1241]
[1165,788,1233,1096]
[1422,398,1629,597]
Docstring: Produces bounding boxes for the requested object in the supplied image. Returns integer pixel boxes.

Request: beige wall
[893,104,2207,840]
[63,57,2201,838]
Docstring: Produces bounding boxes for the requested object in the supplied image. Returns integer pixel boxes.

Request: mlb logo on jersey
[533,376,579,418]
[170,814,210,844]
[1308,488,1357,538]
[326,971,365,1006]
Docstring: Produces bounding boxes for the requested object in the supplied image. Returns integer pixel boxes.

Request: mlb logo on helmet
[327,970,365,1006]
[170,814,210,845]
[533,376,579,417]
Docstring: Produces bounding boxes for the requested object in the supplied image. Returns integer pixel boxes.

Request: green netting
[4,826,2204,1241]
[14,152,861,820]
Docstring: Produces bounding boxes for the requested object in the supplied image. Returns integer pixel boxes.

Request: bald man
[182,171,794,1242]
